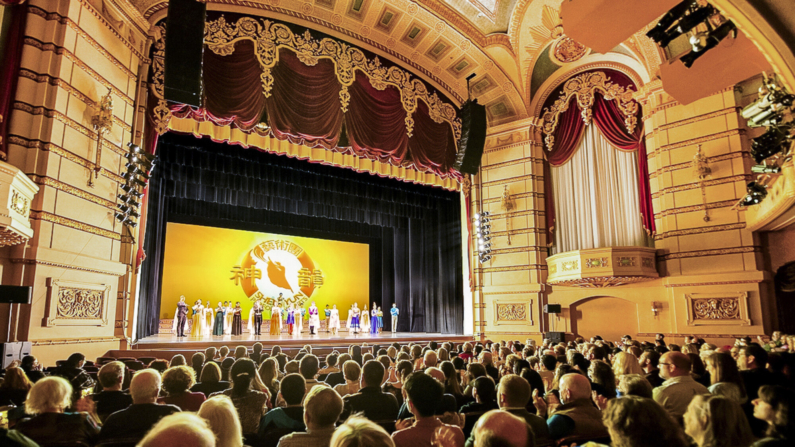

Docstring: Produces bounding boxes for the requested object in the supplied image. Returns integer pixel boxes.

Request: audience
[534,373,609,440]
[137,412,215,447]
[278,386,344,447]
[56,353,94,394]
[469,410,531,447]
[331,415,395,447]
[198,395,244,447]
[617,374,653,399]
[100,369,180,443]
[383,359,412,406]
[159,365,206,411]
[752,385,795,447]
[91,361,133,422]
[459,376,498,413]
[259,374,307,437]
[639,350,664,388]
[20,355,46,383]
[653,351,709,423]
[496,374,551,445]
[192,362,231,398]
[740,344,785,436]
[0,367,32,407]
[342,360,399,421]
[299,355,328,393]
[684,394,754,447]
[16,377,100,446]
[599,396,689,447]
[704,351,747,403]
[333,360,361,397]
[212,358,270,435]
[392,372,464,447]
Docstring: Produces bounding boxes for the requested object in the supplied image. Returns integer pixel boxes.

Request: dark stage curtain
[136,133,464,339]
[0,4,28,159]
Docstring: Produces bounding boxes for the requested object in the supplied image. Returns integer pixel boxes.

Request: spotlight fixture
[751,124,794,163]
[115,142,156,228]
[474,211,492,264]
[738,182,768,207]
[741,79,795,128]
[680,21,736,68]
[647,0,715,48]
[751,164,782,174]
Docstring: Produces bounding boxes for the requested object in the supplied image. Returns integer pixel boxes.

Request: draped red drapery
[542,70,654,245]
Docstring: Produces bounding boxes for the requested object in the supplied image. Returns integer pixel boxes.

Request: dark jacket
[397,393,458,419]
[324,371,345,388]
[99,403,180,442]
[341,386,400,421]
[645,369,665,388]
[17,413,99,446]
[506,408,553,446]
[191,381,230,398]
[91,390,133,422]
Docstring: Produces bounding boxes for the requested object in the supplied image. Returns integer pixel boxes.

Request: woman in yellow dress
[270,302,282,335]
[190,300,203,337]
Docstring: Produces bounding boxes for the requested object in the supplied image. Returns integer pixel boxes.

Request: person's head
[299,354,320,380]
[361,360,385,388]
[603,396,688,447]
[639,349,660,370]
[618,374,653,398]
[192,352,206,369]
[131,369,163,404]
[659,351,692,380]
[219,346,230,358]
[559,373,591,404]
[199,362,222,383]
[325,353,339,369]
[65,352,86,369]
[423,350,438,368]
[480,351,493,366]
[404,372,444,418]
[541,354,557,372]
[472,410,530,447]
[235,302,241,308]
[754,385,795,439]
[588,360,617,399]
[20,355,39,371]
[25,376,72,415]
[280,373,306,406]
[342,360,361,383]
[739,343,768,370]
[252,343,263,354]
[472,376,496,404]
[229,358,257,397]
[97,361,125,390]
[137,412,215,447]
[330,415,394,447]
[259,358,278,385]
[169,354,186,367]
[684,394,753,447]
[234,346,248,360]
[162,365,196,395]
[497,374,530,408]
[304,386,344,430]
[704,352,744,390]
[198,395,243,447]
[180,295,186,303]
[612,351,642,377]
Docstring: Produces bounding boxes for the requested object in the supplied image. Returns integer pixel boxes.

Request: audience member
[588,360,617,400]
[333,360,361,397]
[534,373,609,440]
[0,367,32,407]
[278,386,344,447]
[212,358,270,435]
[599,396,688,447]
[191,352,206,377]
[705,352,747,403]
[480,352,499,384]
[100,369,180,443]
[639,350,664,388]
[740,344,784,436]
[342,360,399,421]
[137,412,215,447]
[538,355,556,392]
[299,355,328,394]
[56,352,94,394]
[169,354,187,368]
[459,376,498,413]
[92,361,133,422]
[684,394,753,447]
[20,355,46,383]
[496,374,551,445]
[251,343,264,364]
[324,354,350,388]
[469,410,531,447]
[752,385,795,447]
[259,358,281,406]
[330,415,395,447]
[653,351,709,423]
[259,374,307,436]
[192,362,231,398]
[159,365,206,411]
[16,376,99,446]
[618,374,653,399]
[383,359,413,406]
[392,372,464,447]
[198,395,244,447]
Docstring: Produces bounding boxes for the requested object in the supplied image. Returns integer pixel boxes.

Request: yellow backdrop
[160,223,370,319]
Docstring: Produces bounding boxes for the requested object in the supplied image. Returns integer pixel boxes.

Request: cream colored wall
[0,0,147,365]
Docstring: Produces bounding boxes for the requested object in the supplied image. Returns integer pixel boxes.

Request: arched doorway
[571,296,639,342]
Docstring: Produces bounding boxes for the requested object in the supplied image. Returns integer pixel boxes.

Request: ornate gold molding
[652,174,753,199]
[653,200,740,219]
[204,16,461,140]
[483,191,545,204]
[649,151,750,179]
[549,276,657,288]
[652,129,744,156]
[664,279,762,288]
[7,135,125,184]
[10,258,126,277]
[75,0,148,58]
[659,246,758,261]
[30,175,116,209]
[44,278,112,327]
[481,173,543,187]
[30,211,121,241]
[685,292,751,326]
[482,156,545,171]
[541,72,638,150]
[32,336,123,346]
[655,223,747,240]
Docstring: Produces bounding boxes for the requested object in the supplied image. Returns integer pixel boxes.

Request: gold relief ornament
[553,36,588,63]
[57,287,103,319]
[542,71,639,150]
[150,25,172,135]
[497,304,526,321]
[230,239,324,307]
[9,190,30,218]
[692,297,740,320]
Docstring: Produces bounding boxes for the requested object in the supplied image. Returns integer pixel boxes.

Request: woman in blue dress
[370,309,379,334]
[286,304,296,335]
[213,302,225,336]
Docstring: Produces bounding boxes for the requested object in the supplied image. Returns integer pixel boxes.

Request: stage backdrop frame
[136,133,464,339]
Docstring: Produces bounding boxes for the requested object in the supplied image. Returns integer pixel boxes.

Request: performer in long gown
[308,302,320,335]
[270,302,282,335]
[370,307,379,334]
[190,301,204,337]
[247,302,256,336]
[295,306,304,335]
[286,304,295,335]
[213,302,225,336]
[329,304,340,335]
[346,305,353,332]
[231,302,243,335]
[223,301,234,335]
[171,295,188,337]
[361,306,370,333]
[351,303,360,334]
[203,301,214,335]
[251,299,263,335]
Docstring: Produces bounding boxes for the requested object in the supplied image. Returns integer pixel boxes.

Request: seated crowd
[0,333,793,447]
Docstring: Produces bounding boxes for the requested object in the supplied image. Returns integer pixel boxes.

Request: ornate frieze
[685,292,751,326]
[497,304,527,321]
[44,279,112,327]
[493,299,534,326]
[546,247,659,288]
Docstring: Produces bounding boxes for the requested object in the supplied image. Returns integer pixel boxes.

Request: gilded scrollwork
[150,24,172,135]
[57,287,103,319]
[542,71,638,150]
[692,297,740,320]
[10,190,30,218]
[45,279,111,327]
[204,16,461,140]
[497,304,527,321]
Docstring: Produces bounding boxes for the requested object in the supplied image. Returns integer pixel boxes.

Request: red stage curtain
[202,40,266,130]
[409,100,457,173]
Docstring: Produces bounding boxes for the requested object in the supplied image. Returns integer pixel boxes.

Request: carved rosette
[542,72,639,150]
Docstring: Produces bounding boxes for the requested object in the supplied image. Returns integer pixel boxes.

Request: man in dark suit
[341,360,399,421]
[739,343,784,436]
[92,361,133,423]
[176,295,188,337]
[640,350,665,388]
[497,374,551,446]
[99,369,180,443]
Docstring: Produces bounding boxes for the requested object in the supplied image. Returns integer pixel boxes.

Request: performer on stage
[213,302,225,336]
[203,301,214,335]
[329,304,340,335]
[190,300,204,337]
[286,304,295,335]
[361,306,370,333]
[324,305,331,333]
[370,306,379,334]
[231,302,243,336]
[270,301,282,335]
[351,303,360,334]
[308,302,320,335]
[296,305,304,335]
[391,303,399,332]
[223,301,234,335]
[252,299,264,335]
[377,307,383,334]
[173,296,188,337]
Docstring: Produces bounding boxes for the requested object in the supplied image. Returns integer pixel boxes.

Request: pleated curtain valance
[540,70,655,240]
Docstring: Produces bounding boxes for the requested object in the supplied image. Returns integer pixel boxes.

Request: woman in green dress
[213,302,225,336]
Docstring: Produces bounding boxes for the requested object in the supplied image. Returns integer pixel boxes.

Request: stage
[103,330,473,361]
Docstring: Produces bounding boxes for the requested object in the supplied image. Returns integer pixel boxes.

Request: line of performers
[172,295,400,337]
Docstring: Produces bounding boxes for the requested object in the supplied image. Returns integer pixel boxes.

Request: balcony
[0,161,39,247]
[546,246,659,288]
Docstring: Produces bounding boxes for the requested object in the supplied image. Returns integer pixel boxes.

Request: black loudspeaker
[545,332,565,344]
[453,99,487,174]
[164,0,207,107]
[0,286,32,304]
[0,343,22,369]
[544,304,562,314]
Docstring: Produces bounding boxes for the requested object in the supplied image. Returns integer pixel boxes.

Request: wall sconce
[90,88,114,187]
[500,185,515,245]
[692,144,711,221]
[651,301,661,317]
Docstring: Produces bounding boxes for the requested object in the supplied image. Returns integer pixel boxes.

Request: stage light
[114,212,138,227]
[680,21,737,68]
[117,204,140,218]
[117,193,139,206]
[751,125,793,163]
[125,163,151,180]
[647,0,716,48]
[121,184,144,198]
[646,0,693,43]
[751,164,782,174]
[741,81,795,128]
[739,182,768,207]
